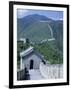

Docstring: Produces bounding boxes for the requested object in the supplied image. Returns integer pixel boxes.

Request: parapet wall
[17,69,25,80]
[39,62,63,79]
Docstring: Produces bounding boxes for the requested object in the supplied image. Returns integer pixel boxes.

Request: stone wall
[39,62,63,79]
[17,69,25,80]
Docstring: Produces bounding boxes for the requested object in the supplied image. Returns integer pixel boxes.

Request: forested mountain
[17,14,63,64]
[17,14,63,51]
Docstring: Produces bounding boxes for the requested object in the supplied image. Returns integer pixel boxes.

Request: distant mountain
[17,14,53,39]
[49,20,63,51]
[17,14,63,52]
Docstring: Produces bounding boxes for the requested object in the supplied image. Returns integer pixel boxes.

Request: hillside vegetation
[17,14,63,68]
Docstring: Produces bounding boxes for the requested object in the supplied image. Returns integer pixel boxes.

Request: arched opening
[30,59,33,69]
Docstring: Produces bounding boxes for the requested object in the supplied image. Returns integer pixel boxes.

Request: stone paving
[29,69,45,80]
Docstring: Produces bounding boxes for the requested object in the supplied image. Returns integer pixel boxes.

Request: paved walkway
[29,69,45,80]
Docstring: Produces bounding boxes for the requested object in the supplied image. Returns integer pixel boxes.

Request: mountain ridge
[17,14,63,52]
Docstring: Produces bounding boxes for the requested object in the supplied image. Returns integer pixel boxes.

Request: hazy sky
[17,9,63,20]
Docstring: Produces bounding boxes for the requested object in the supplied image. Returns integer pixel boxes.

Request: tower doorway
[30,60,33,69]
